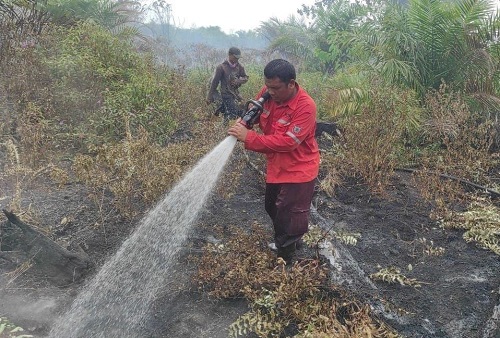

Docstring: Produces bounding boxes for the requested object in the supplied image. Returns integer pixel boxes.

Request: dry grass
[72,122,228,218]
[317,148,344,198]
[323,85,419,196]
[194,222,400,338]
[413,84,494,218]
[0,139,46,227]
[370,266,424,288]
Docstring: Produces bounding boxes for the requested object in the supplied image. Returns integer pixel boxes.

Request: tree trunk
[1,209,93,286]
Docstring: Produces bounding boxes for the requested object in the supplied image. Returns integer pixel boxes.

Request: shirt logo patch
[293,125,301,134]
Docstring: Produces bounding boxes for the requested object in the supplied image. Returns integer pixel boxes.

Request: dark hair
[264,59,296,83]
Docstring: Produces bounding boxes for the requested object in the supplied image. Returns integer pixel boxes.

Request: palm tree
[349,1,424,93]
[347,0,499,110]
[0,0,142,35]
[258,16,319,71]
[258,0,368,74]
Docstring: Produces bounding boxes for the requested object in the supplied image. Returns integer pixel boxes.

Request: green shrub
[43,22,178,144]
[298,71,341,121]
[94,69,177,144]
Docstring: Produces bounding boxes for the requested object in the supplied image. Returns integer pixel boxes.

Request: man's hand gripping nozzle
[239,91,271,129]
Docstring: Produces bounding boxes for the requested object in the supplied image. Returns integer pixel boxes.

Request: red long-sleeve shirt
[244,84,320,183]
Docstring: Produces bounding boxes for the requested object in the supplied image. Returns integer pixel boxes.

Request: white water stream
[49,136,237,337]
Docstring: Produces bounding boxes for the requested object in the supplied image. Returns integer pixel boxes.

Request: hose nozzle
[239,91,271,129]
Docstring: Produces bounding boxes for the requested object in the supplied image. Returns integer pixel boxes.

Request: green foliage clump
[317,67,371,119]
[298,71,342,121]
[96,70,176,144]
[46,22,177,144]
[0,317,32,338]
[235,64,266,102]
[1,20,182,166]
[48,21,139,84]
[440,201,500,255]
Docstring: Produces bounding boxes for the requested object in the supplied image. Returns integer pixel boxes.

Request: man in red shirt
[228,59,320,264]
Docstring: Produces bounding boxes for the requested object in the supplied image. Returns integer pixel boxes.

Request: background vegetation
[0,0,499,336]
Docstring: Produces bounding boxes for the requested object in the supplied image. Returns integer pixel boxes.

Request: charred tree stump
[1,209,93,286]
[315,121,341,138]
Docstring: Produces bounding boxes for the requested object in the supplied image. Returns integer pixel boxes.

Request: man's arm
[245,104,317,153]
[236,65,249,86]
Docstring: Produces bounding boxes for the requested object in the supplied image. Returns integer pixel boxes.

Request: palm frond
[380,58,423,92]
[328,87,366,117]
[408,0,450,86]
[268,34,315,62]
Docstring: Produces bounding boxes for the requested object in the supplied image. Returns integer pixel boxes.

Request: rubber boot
[277,243,296,265]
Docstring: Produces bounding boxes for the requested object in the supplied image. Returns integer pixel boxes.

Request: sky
[144,0,500,34]
[145,0,318,34]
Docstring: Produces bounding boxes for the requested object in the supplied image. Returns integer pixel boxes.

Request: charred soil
[0,136,499,338]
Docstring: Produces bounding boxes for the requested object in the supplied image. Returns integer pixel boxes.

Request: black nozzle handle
[245,91,270,112]
[240,91,270,129]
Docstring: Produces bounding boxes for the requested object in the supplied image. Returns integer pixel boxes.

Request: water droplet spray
[49,136,238,337]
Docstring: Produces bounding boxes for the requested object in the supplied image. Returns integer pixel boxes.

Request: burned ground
[0,135,499,338]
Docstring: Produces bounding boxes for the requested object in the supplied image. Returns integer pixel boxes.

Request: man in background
[228,59,320,265]
[207,47,249,122]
